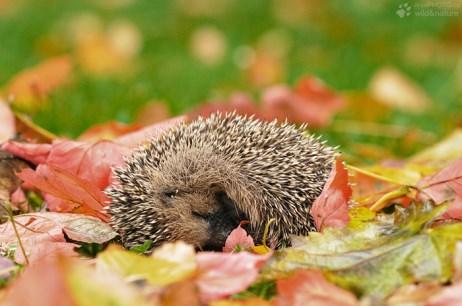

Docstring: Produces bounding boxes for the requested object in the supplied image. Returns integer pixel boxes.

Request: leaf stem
[370,186,410,212]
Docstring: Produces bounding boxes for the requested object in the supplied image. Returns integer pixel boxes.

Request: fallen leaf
[265,205,456,299]
[196,251,270,303]
[1,256,75,306]
[135,101,171,126]
[17,165,109,220]
[418,157,462,220]
[410,129,462,169]
[386,282,442,305]
[275,270,358,306]
[369,67,432,113]
[311,159,351,231]
[114,115,186,147]
[427,281,462,306]
[0,100,15,143]
[77,121,141,142]
[62,215,118,244]
[191,93,259,121]
[0,212,102,264]
[67,258,152,306]
[223,224,255,253]
[261,76,344,127]
[3,139,129,218]
[5,56,73,112]
[97,244,196,287]
[13,112,56,143]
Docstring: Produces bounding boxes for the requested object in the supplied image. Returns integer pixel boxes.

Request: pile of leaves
[1,84,462,305]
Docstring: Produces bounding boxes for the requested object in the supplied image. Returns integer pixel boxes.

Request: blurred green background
[1,0,461,161]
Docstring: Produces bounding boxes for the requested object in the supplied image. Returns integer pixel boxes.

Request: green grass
[0,0,461,158]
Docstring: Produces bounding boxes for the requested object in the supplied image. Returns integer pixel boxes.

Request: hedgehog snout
[200,190,246,251]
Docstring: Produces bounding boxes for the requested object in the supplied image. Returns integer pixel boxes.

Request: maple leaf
[17,165,109,220]
[275,270,358,306]
[310,158,351,231]
[3,139,129,218]
[417,156,462,220]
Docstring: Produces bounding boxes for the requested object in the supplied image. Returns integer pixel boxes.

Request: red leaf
[196,251,270,303]
[3,139,129,219]
[311,159,351,231]
[223,224,255,253]
[418,157,462,220]
[114,115,186,147]
[275,270,358,306]
[0,212,82,264]
[17,165,109,220]
[2,141,52,164]
[261,77,344,127]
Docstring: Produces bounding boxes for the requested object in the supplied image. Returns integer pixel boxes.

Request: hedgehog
[107,113,335,251]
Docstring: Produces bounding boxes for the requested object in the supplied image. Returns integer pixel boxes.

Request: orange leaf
[275,270,358,306]
[17,165,109,221]
[6,56,72,112]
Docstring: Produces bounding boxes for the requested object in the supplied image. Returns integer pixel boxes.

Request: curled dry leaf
[196,251,270,303]
[275,270,358,306]
[311,159,351,231]
[62,215,117,244]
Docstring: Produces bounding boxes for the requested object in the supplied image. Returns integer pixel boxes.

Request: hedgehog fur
[107,113,336,250]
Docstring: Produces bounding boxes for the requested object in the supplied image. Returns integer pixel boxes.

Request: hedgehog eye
[163,189,179,199]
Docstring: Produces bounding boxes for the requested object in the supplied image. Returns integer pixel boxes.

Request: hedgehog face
[108,147,248,251]
[157,186,245,250]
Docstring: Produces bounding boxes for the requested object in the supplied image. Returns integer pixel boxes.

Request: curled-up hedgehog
[107,113,335,251]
